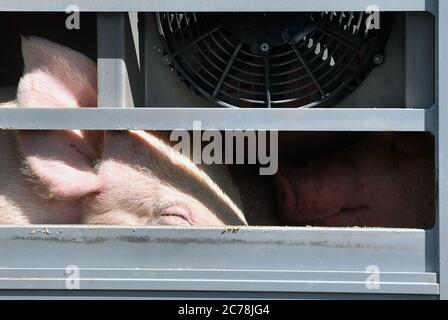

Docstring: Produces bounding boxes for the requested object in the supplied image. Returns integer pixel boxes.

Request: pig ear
[17,36,97,108]
[17,131,102,200]
[15,37,101,199]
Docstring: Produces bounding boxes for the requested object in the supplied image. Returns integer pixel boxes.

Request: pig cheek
[83,210,145,225]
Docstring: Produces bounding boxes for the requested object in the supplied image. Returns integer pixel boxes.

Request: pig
[0,36,247,227]
[274,133,435,228]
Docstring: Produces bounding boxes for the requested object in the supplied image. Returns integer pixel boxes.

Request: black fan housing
[156,12,394,108]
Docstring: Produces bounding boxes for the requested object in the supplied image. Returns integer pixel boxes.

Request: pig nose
[273,170,298,223]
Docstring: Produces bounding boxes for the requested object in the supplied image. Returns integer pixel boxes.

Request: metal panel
[406,12,435,108]
[0,0,442,300]
[0,270,438,295]
[142,12,410,109]
[0,290,439,300]
[97,13,143,107]
[437,0,448,301]
[0,0,437,13]
[0,108,436,132]
[0,226,439,295]
[142,13,212,108]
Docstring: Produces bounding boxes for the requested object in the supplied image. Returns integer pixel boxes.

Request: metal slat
[437,1,448,301]
[0,271,439,295]
[0,0,437,13]
[97,13,143,108]
[0,226,433,272]
[0,108,436,132]
[0,226,438,295]
[0,291,439,300]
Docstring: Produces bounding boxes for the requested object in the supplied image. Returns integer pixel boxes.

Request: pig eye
[156,203,193,226]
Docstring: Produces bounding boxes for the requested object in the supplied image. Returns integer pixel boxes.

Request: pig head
[0,36,247,227]
[274,133,435,228]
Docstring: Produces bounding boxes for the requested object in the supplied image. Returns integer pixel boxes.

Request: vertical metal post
[97,12,143,108]
[437,0,448,300]
[405,12,435,108]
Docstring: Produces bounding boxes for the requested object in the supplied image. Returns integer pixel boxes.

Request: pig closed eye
[156,203,193,226]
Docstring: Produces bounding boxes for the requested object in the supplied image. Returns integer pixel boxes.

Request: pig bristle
[130,130,248,225]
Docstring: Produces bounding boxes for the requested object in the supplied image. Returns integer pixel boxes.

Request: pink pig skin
[274,133,435,229]
[0,36,247,227]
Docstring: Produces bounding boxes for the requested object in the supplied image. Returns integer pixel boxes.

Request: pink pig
[0,36,247,227]
[274,133,435,228]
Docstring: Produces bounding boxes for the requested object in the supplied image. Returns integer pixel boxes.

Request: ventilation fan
[156,12,394,108]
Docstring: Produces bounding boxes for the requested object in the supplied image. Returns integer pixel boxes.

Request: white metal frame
[0,0,445,299]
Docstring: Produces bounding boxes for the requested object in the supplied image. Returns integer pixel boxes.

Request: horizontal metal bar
[0,268,437,284]
[0,0,436,13]
[0,290,439,300]
[0,108,436,132]
[0,226,436,276]
[0,226,437,294]
[0,269,439,295]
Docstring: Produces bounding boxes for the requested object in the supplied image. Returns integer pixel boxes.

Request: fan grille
[156,12,394,108]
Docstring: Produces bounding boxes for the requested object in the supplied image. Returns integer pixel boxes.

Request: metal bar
[405,13,435,109]
[289,41,326,97]
[320,27,363,54]
[97,13,143,108]
[0,107,436,132]
[0,0,437,13]
[212,43,242,98]
[0,270,439,295]
[0,269,437,284]
[338,12,345,26]
[0,226,432,272]
[0,290,439,300]
[0,226,438,295]
[355,12,364,37]
[437,0,448,300]
[171,25,222,58]
[265,56,272,108]
[347,12,355,30]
